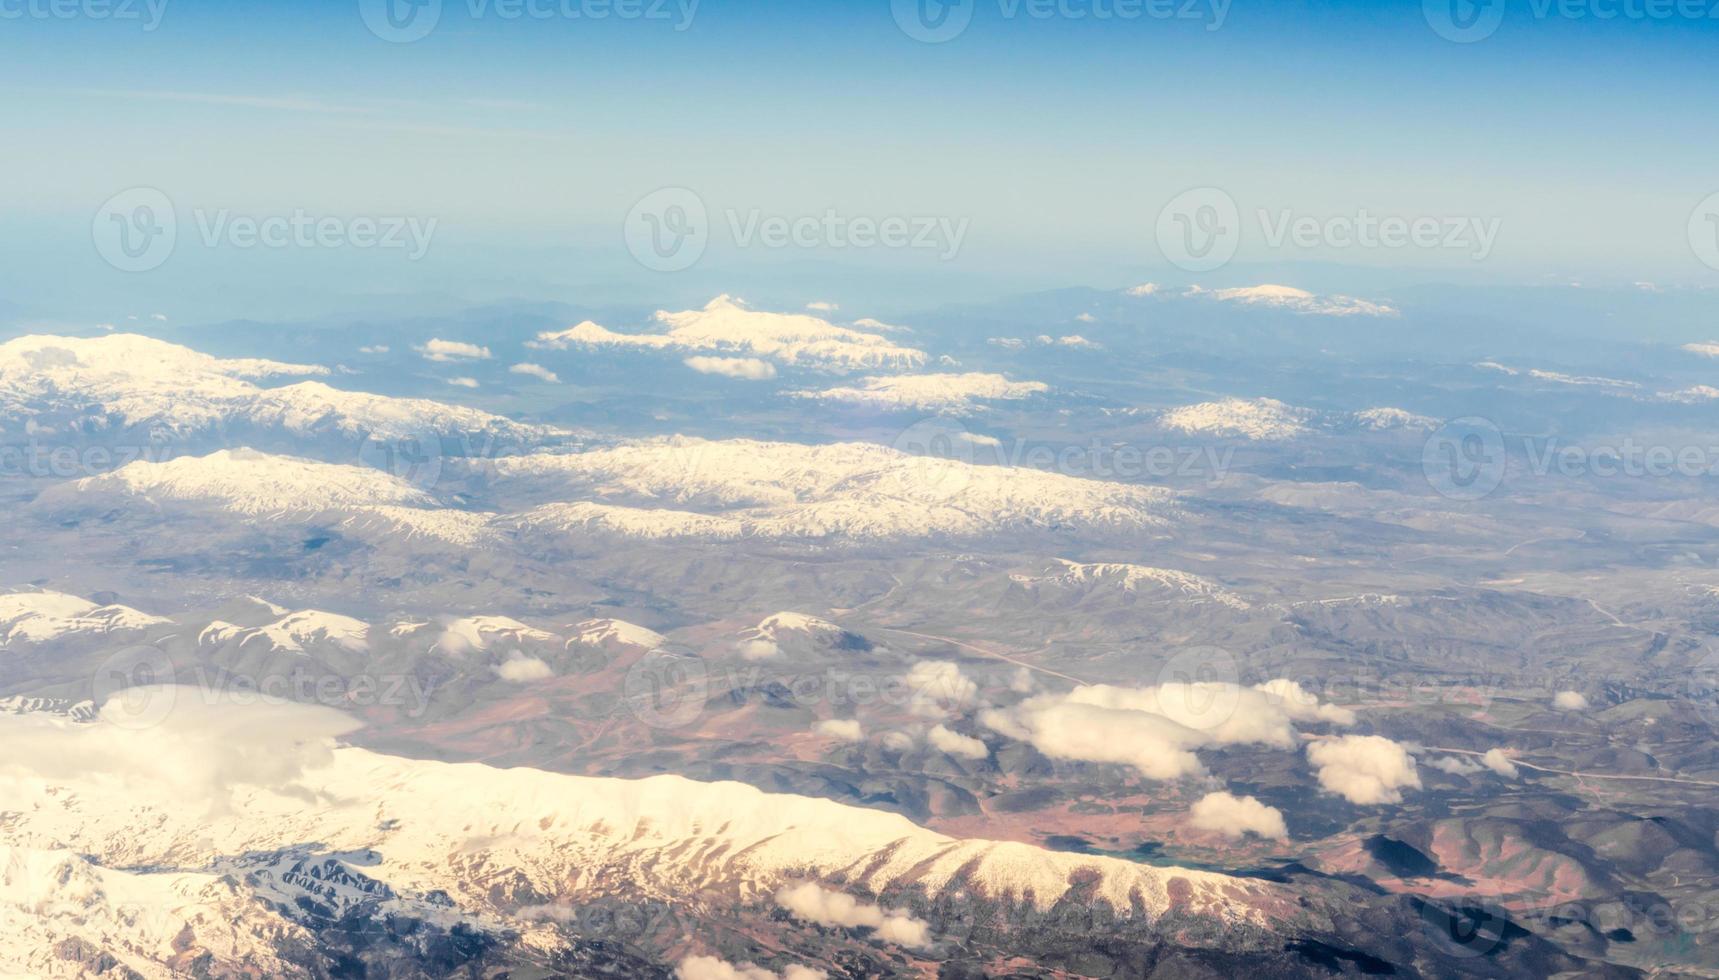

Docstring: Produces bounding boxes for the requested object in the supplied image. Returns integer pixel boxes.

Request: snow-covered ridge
[0,589,168,645]
[528,295,926,373]
[789,372,1048,414]
[1206,284,1397,317]
[199,609,370,653]
[44,448,437,515]
[0,334,554,444]
[0,711,1284,938]
[1122,284,1396,317]
[1158,398,1435,440]
[1012,560,1251,609]
[1160,397,1312,441]
[569,618,667,651]
[494,437,1175,542]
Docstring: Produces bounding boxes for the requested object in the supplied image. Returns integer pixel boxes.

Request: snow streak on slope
[789,373,1047,414]
[495,437,1175,542]
[0,589,168,645]
[529,296,926,373]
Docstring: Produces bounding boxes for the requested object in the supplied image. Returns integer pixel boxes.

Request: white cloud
[0,688,360,813]
[416,339,492,362]
[1188,791,1287,840]
[980,679,1355,781]
[359,344,390,354]
[806,301,839,312]
[816,718,864,742]
[495,653,554,682]
[1125,283,1161,296]
[685,356,778,380]
[1553,690,1589,711]
[675,955,826,980]
[791,372,1046,414]
[1663,385,1719,403]
[530,296,924,373]
[902,661,977,718]
[987,337,1026,351]
[510,362,560,383]
[1681,341,1719,358]
[1305,735,1421,805]
[1480,748,1518,778]
[774,882,931,948]
[928,724,988,760]
[738,638,781,661]
[880,731,915,752]
[1075,313,1096,323]
[446,377,479,388]
[1428,755,1482,776]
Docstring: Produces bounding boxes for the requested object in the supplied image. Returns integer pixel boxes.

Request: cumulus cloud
[359,344,390,354]
[1682,341,1719,358]
[816,718,864,743]
[0,688,361,813]
[738,638,781,661]
[1428,755,1482,776]
[1553,690,1589,711]
[902,661,977,718]
[880,731,915,752]
[1188,791,1288,840]
[806,301,839,312]
[675,955,826,980]
[495,653,554,682]
[979,679,1355,780]
[685,356,778,380]
[416,339,492,362]
[774,882,931,948]
[1306,735,1421,805]
[510,362,560,383]
[1480,748,1519,779]
[446,377,479,388]
[928,724,988,760]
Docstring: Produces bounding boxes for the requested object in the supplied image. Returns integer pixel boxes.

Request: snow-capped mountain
[789,372,1047,414]
[0,589,168,645]
[528,295,926,373]
[0,334,556,445]
[1010,560,1252,610]
[41,448,438,515]
[199,609,371,654]
[492,437,1175,542]
[569,618,668,651]
[0,700,1307,977]
[1160,397,1313,441]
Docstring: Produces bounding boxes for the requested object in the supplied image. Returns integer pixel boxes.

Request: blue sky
[3,0,1718,322]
